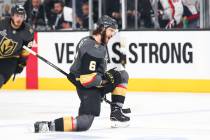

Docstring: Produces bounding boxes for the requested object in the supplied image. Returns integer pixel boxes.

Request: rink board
[3,31,210,92]
[3,78,210,92]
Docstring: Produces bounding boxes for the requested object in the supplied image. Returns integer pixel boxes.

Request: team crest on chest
[0,36,17,57]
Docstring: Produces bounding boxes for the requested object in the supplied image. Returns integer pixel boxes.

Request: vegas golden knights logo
[0,36,17,57]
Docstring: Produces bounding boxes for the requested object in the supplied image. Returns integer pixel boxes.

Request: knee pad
[119,70,129,83]
[76,114,94,131]
[0,75,5,88]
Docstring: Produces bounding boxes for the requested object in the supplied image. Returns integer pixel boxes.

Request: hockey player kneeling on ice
[34,15,130,132]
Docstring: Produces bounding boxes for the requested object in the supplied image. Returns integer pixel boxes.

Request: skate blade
[110,121,130,128]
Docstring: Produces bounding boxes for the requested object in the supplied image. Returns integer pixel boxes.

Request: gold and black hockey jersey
[0,18,34,59]
[70,36,107,88]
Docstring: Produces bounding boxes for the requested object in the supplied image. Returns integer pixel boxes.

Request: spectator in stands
[138,0,155,28]
[43,0,55,23]
[103,0,154,29]
[2,4,11,19]
[24,0,48,30]
[127,0,138,29]
[102,0,121,28]
[77,1,89,29]
[65,0,84,19]
[127,0,154,29]
[49,0,71,30]
[158,0,184,29]
[182,0,200,28]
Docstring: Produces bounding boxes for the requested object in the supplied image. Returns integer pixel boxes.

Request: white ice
[0,90,210,140]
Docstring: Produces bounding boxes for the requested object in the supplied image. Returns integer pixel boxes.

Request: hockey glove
[104,68,122,85]
[15,57,27,74]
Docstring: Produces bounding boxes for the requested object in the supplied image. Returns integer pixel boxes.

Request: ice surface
[0,90,210,140]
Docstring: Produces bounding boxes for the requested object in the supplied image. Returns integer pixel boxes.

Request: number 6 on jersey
[89,61,96,71]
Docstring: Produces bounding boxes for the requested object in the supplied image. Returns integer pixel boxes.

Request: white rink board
[119,31,210,79]
[37,31,210,79]
[38,32,89,77]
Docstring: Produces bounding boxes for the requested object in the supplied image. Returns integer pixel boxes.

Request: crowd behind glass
[0,0,201,31]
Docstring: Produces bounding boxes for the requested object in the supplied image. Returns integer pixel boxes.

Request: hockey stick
[23,46,131,113]
[23,46,68,77]
[102,96,131,113]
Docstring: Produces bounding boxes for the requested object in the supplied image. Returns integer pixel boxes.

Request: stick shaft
[23,46,68,77]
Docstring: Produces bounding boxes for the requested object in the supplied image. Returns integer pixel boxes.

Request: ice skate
[110,104,130,128]
[34,121,55,133]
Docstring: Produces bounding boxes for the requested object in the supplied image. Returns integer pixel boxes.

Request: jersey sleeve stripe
[79,73,97,87]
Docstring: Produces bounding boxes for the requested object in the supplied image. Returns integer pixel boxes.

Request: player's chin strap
[23,46,129,112]
[102,95,131,114]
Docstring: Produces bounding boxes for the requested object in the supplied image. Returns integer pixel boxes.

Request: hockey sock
[111,83,127,106]
[54,116,76,131]
[54,115,94,131]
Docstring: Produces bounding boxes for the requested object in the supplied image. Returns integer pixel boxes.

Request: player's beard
[101,30,107,45]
